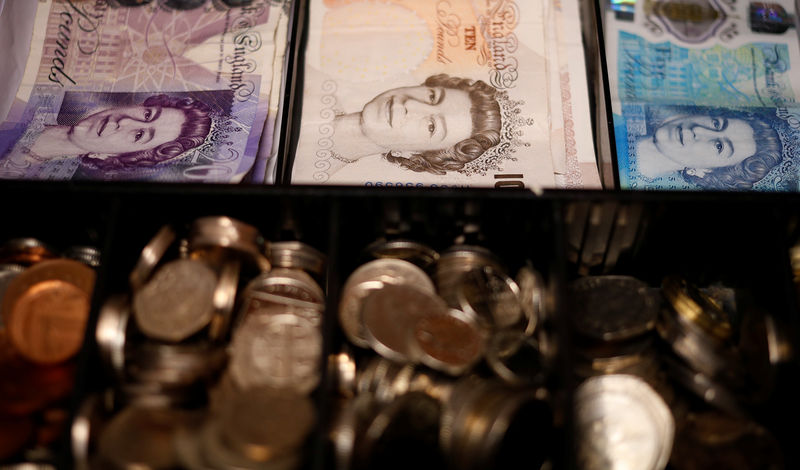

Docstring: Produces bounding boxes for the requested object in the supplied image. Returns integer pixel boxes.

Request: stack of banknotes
[604,0,800,190]
[0,0,294,183]
[289,0,601,189]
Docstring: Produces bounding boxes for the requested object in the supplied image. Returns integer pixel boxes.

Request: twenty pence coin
[133,258,217,342]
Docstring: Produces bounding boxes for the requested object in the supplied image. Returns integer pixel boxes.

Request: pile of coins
[87,217,324,470]
[330,240,556,470]
[0,238,98,464]
[570,275,786,470]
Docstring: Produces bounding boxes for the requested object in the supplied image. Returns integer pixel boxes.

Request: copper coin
[2,260,95,364]
[0,414,34,460]
[412,309,485,375]
[0,238,57,266]
[0,335,75,415]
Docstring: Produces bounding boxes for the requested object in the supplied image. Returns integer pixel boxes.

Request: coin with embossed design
[339,259,435,348]
[569,276,658,342]
[456,265,523,329]
[229,312,322,393]
[2,259,95,364]
[133,258,217,342]
[360,283,442,363]
[412,308,485,375]
[575,375,673,470]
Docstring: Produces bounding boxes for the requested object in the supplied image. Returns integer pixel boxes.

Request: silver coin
[362,239,439,271]
[133,258,217,342]
[266,241,326,276]
[515,265,544,334]
[329,348,357,398]
[63,246,102,268]
[97,406,203,470]
[569,276,659,341]
[240,268,324,319]
[229,312,322,393]
[218,387,315,462]
[435,245,504,304]
[456,265,523,329]
[575,375,674,470]
[339,259,435,348]
[208,259,240,342]
[188,216,270,272]
[200,418,301,470]
[126,340,227,387]
[95,294,131,380]
[129,225,176,291]
[360,283,442,363]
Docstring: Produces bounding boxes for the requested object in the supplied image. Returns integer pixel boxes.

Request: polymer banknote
[604,0,800,190]
[0,0,285,182]
[290,0,601,190]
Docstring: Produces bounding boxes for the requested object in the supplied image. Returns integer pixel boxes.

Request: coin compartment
[3,184,800,469]
[562,194,800,469]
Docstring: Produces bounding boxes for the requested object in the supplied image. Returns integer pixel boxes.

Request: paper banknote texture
[0,0,286,182]
[604,0,800,190]
[291,0,600,189]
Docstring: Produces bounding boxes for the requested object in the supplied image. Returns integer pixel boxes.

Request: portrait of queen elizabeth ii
[321,73,503,176]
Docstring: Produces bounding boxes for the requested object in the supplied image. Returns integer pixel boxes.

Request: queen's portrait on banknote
[0,88,249,181]
[324,74,501,176]
[619,104,798,190]
[21,94,212,172]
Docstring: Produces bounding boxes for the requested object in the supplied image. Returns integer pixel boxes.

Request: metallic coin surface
[456,265,523,329]
[62,246,102,268]
[266,241,326,276]
[208,259,240,341]
[569,276,658,341]
[412,308,485,375]
[360,283,442,363]
[133,258,217,342]
[362,239,440,271]
[2,260,95,364]
[188,216,269,271]
[129,225,176,291]
[435,245,504,303]
[339,259,435,348]
[97,407,200,470]
[241,268,325,317]
[662,276,732,341]
[575,374,674,470]
[515,265,544,334]
[95,294,130,380]
[229,312,322,393]
[218,387,315,462]
[0,238,57,266]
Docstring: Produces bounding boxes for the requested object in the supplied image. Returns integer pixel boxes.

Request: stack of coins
[331,240,555,469]
[89,217,325,470]
[570,275,785,470]
[0,238,98,464]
